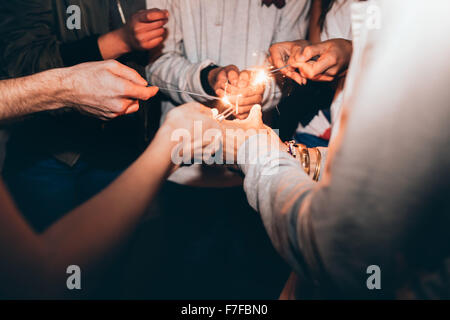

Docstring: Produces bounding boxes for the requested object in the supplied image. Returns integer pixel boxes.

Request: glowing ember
[253,69,270,86]
[222,95,231,106]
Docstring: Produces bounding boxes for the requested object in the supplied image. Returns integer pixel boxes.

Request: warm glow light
[253,69,270,86]
[222,96,231,106]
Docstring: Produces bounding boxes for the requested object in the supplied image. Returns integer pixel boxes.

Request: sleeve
[261,0,311,110]
[146,0,215,105]
[0,0,102,78]
[238,0,450,297]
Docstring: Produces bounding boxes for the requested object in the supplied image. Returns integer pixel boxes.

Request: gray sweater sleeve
[238,0,450,297]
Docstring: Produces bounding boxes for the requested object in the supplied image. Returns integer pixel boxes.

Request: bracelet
[312,147,322,182]
[285,140,310,175]
[297,144,311,176]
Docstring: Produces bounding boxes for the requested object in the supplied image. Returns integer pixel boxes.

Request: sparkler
[157,64,280,122]
[270,64,291,74]
[157,87,222,101]
[252,68,271,86]
[236,94,242,115]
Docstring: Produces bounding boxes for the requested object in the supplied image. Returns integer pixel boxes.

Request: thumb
[296,44,324,65]
[247,104,262,122]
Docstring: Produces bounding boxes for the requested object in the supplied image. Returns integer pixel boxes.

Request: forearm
[309,0,322,43]
[41,126,175,288]
[0,125,176,298]
[238,135,318,281]
[0,69,68,122]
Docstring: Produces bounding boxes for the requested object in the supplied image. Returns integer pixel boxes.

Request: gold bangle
[297,144,310,175]
[312,148,322,182]
[284,141,311,175]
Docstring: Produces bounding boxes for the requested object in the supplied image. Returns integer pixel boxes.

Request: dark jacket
[0,0,159,168]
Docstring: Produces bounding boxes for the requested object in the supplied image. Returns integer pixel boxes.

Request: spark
[252,68,270,86]
[221,95,231,106]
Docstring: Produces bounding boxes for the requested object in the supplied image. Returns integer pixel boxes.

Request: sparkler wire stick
[236,95,241,115]
[156,87,222,101]
[270,64,291,74]
[221,108,235,119]
[215,105,234,121]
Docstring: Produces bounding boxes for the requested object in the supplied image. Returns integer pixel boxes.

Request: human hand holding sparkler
[207,65,241,94]
[164,102,222,165]
[219,104,284,162]
[269,40,310,85]
[289,39,353,82]
[216,70,266,120]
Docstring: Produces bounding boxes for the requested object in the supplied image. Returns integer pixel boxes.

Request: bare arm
[0,61,159,123]
[0,69,65,122]
[0,125,175,298]
[309,0,323,44]
[0,102,219,298]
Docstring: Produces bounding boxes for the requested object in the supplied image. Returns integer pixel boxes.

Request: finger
[267,56,274,68]
[237,104,253,115]
[140,9,169,23]
[125,101,140,114]
[137,27,166,43]
[286,70,306,86]
[238,71,250,88]
[141,36,165,50]
[222,84,254,97]
[235,113,250,120]
[216,88,226,98]
[226,65,240,86]
[312,74,335,82]
[124,84,159,100]
[234,94,263,107]
[287,45,304,67]
[298,57,333,80]
[109,61,148,86]
[118,99,137,113]
[246,104,263,123]
[216,70,229,87]
[269,44,287,69]
[296,44,325,64]
[323,65,340,78]
[211,108,219,118]
[135,19,168,33]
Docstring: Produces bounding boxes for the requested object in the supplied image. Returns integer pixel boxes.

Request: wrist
[98,28,131,60]
[144,124,180,171]
[49,68,74,110]
[206,66,220,93]
[201,65,219,96]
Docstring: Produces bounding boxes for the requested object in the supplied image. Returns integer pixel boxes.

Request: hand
[220,105,283,162]
[269,40,310,85]
[61,60,159,120]
[163,103,222,165]
[121,8,169,51]
[208,64,241,94]
[290,39,353,82]
[216,70,265,120]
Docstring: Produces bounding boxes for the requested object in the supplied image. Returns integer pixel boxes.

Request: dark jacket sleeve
[0,0,102,78]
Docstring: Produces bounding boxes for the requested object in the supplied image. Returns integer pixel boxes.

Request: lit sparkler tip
[222,95,231,106]
[253,68,270,86]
